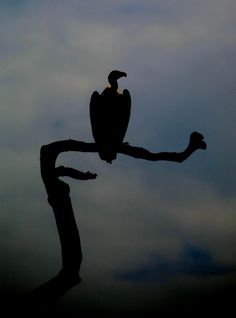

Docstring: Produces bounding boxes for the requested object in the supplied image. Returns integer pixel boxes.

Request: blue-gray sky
[0,0,236,315]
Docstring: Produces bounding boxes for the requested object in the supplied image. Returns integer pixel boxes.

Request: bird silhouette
[90,70,131,163]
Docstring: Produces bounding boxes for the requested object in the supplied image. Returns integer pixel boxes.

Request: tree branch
[35,131,206,306]
[119,132,206,162]
[40,131,206,172]
[56,166,97,180]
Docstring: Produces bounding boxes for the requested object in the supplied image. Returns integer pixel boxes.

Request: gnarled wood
[27,131,206,307]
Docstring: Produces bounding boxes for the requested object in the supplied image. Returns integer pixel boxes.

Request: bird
[90,70,131,163]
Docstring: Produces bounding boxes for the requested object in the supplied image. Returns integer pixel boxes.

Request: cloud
[114,244,235,283]
[0,1,236,313]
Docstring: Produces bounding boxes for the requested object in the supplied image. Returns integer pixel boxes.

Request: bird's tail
[98,150,117,164]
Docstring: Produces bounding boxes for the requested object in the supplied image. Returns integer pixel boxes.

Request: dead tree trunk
[40,131,206,278]
[27,132,206,307]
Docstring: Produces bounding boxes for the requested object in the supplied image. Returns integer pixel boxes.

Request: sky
[0,0,236,315]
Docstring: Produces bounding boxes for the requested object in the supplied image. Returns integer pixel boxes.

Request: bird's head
[108,70,127,87]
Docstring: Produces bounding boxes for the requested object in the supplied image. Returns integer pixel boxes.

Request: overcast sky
[0,0,236,315]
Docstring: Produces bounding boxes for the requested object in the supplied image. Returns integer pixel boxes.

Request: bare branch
[56,166,97,180]
[35,131,206,306]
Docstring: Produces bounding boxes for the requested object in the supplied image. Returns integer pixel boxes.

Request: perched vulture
[90,70,131,163]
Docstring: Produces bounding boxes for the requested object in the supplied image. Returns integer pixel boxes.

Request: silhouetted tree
[24,70,207,310]
[25,131,206,310]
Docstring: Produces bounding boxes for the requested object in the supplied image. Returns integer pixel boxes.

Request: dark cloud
[115,245,235,283]
[0,0,236,314]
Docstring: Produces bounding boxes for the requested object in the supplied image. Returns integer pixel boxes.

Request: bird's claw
[189,132,207,150]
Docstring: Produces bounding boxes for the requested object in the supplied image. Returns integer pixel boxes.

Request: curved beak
[108,70,127,86]
[121,72,127,78]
